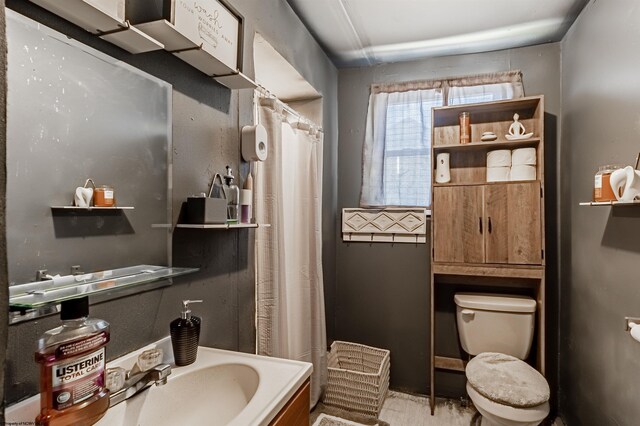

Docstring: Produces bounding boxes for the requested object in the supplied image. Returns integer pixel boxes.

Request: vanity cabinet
[269,379,310,426]
[433,182,542,265]
[429,95,546,415]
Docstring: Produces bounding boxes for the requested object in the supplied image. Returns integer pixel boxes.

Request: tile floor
[378,391,565,426]
[379,391,475,425]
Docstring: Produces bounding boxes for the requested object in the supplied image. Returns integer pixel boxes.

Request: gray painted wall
[3,0,337,406]
[560,1,640,424]
[336,43,561,399]
[0,1,7,421]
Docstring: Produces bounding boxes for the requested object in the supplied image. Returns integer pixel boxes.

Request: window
[361,72,524,209]
[382,92,443,206]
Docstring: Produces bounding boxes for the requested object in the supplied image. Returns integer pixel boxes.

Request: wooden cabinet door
[484,182,542,265]
[433,186,485,263]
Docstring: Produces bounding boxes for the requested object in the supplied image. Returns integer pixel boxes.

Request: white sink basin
[7,338,312,426]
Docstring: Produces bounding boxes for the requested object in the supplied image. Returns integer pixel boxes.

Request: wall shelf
[51,206,135,210]
[9,265,198,310]
[433,138,540,151]
[175,223,271,229]
[579,201,640,206]
[29,0,164,53]
[342,208,428,244]
[434,180,540,188]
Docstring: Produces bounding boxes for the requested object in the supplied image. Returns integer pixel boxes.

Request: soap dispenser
[170,300,202,366]
[222,166,239,224]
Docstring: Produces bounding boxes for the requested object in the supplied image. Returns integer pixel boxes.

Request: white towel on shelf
[487,150,512,168]
[512,148,537,166]
[487,167,511,182]
[510,165,537,181]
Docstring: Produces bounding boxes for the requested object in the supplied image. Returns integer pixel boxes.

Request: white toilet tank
[454,293,537,360]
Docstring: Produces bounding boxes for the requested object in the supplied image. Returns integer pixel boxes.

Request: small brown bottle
[35,297,110,426]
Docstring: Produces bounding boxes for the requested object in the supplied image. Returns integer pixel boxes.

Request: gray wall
[0,2,7,421]
[336,43,561,399]
[3,0,337,405]
[560,0,640,424]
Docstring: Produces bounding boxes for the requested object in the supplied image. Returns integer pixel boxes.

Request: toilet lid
[466,352,550,408]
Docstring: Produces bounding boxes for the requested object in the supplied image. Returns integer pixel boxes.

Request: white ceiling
[287,0,589,67]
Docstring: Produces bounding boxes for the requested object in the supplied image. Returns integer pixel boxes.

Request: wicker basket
[323,341,390,418]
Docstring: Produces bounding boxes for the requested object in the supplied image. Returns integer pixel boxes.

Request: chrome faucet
[108,363,171,407]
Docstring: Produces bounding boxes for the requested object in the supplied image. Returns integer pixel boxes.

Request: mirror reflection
[6,12,172,289]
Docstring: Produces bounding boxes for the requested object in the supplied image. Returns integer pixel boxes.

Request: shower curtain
[254,97,327,407]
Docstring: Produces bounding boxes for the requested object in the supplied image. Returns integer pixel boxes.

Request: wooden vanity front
[270,379,310,426]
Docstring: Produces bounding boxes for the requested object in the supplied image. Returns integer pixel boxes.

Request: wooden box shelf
[429,95,546,415]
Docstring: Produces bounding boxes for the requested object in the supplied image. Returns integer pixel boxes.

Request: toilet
[454,293,550,426]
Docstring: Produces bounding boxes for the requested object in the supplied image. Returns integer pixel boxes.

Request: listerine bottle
[35,297,110,426]
[223,165,239,224]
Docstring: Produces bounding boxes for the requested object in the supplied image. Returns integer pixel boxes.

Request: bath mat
[310,402,388,426]
[312,414,376,426]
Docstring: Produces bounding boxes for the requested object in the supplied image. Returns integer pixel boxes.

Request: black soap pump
[170,300,203,366]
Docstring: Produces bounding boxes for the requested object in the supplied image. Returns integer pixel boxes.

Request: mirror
[6,11,173,311]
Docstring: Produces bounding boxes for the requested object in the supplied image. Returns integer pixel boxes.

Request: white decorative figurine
[505,113,533,140]
[509,113,526,137]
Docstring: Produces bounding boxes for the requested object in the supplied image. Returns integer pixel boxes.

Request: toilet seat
[465,353,550,426]
[467,383,549,424]
[466,352,550,408]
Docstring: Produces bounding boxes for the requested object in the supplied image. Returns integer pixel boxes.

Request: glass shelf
[579,201,640,206]
[175,223,271,229]
[51,206,135,210]
[9,265,198,309]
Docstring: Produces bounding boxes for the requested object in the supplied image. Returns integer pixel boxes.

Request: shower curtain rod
[255,85,323,132]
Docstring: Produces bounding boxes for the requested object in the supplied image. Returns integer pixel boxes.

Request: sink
[6,338,312,426]
[102,364,260,426]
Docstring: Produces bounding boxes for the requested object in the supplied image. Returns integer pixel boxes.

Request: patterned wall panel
[342,208,427,243]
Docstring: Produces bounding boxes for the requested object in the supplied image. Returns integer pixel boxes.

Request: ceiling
[286,0,589,67]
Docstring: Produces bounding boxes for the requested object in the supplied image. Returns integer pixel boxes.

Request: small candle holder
[459,112,471,144]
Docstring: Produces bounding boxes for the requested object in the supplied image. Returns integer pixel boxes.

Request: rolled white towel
[510,165,537,181]
[487,150,512,168]
[487,167,511,182]
[512,148,537,166]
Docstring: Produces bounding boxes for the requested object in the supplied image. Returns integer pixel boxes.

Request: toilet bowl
[467,383,549,426]
[454,293,550,426]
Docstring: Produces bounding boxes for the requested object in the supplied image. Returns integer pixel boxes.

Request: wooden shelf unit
[433,137,540,151]
[429,95,546,415]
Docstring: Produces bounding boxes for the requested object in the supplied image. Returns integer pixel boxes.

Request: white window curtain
[361,88,443,207]
[360,70,524,209]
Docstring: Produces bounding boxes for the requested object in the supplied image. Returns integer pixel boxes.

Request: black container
[186,197,227,224]
[170,300,202,366]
